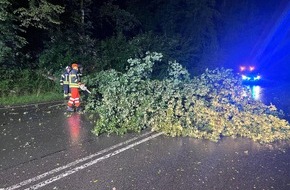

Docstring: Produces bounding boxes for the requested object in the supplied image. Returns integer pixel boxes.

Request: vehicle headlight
[254,75,261,80]
[242,75,249,80]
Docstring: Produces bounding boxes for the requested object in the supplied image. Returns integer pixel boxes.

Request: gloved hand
[79,83,86,91]
[79,83,91,94]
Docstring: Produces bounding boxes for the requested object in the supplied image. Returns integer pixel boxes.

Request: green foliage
[38,32,99,73]
[85,52,163,135]
[0,68,58,97]
[14,0,64,29]
[99,1,141,35]
[39,31,176,75]
[0,0,27,66]
[98,33,136,71]
[125,0,220,71]
[98,31,188,76]
[85,52,290,144]
[0,0,64,68]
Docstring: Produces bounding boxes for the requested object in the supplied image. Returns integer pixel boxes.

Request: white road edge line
[3,131,154,190]
[25,132,163,190]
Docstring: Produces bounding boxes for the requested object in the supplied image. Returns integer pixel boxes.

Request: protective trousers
[67,88,80,108]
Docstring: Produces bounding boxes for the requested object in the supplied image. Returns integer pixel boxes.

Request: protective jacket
[60,71,70,85]
[69,69,80,88]
[67,68,81,110]
[60,69,71,98]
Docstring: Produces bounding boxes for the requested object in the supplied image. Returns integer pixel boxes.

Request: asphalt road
[249,81,290,120]
[1,83,290,189]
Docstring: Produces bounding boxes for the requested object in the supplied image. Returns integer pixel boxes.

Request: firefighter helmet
[71,63,78,69]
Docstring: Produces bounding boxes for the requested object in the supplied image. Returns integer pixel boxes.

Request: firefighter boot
[67,106,74,112]
[76,107,82,112]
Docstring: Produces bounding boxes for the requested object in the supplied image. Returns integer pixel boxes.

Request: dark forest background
[0,0,288,97]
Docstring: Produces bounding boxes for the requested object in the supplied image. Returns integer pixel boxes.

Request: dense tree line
[0,0,280,96]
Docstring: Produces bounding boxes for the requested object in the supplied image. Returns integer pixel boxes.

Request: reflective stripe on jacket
[61,72,70,85]
[69,69,80,88]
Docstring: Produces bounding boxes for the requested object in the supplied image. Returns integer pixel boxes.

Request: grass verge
[0,92,63,107]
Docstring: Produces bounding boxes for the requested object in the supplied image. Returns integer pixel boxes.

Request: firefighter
[67,63,82,112]
[60,66,71,99]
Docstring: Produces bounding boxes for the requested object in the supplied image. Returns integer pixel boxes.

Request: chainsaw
[79,84,91,94]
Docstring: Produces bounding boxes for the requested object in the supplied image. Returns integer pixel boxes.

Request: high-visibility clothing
[60,70,70,97]
[67,88,80,108]
[69,69,80,88]
[60,72,70,85]
[67,68,81,108]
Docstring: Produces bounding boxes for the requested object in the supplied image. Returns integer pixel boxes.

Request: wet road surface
[1,82,290,189]
[247,81,290,120]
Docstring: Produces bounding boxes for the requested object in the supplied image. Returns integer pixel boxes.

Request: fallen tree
[84,52,290,144]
